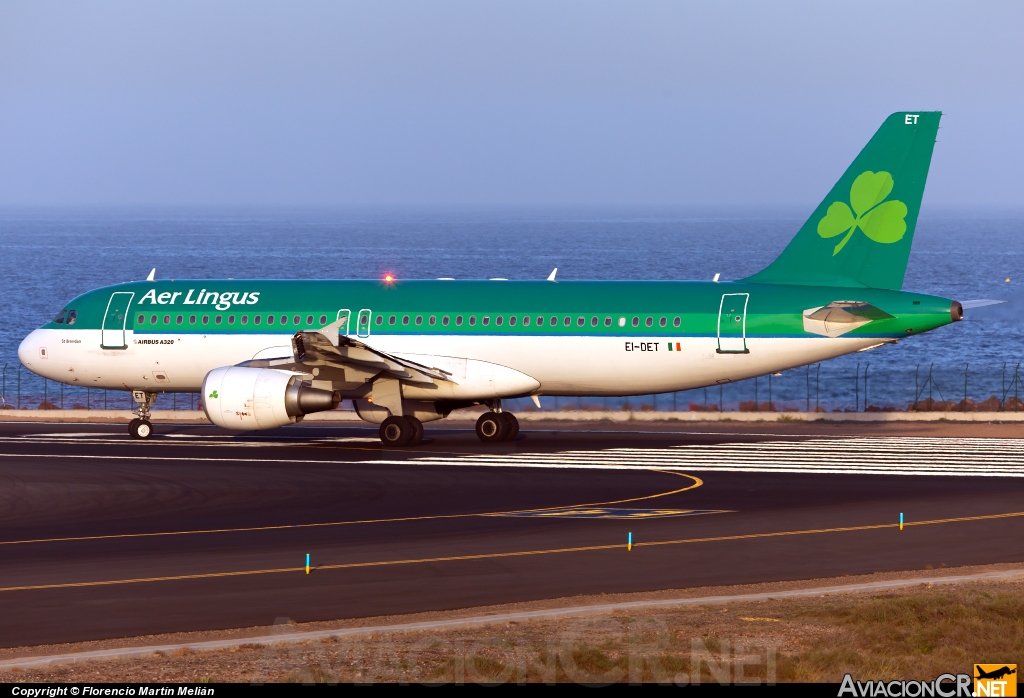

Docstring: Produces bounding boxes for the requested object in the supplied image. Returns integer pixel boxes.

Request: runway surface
[1,419,1023,648]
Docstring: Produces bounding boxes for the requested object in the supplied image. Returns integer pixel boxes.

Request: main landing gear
[379,415,425,448]
[129,390,156,440]
[475,410,519,443]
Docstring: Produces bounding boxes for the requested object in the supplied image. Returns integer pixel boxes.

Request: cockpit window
[53,309,67,324]
[66,310,77,325]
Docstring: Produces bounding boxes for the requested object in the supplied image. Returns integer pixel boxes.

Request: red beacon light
[384,274,394,283]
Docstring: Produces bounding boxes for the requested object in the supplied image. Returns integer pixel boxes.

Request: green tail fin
[743,111,940,290]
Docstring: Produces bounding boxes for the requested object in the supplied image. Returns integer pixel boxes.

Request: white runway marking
[389,437,1024,477]
[1,434,1023,477]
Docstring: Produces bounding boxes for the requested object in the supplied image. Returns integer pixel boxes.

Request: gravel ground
[3,562,1023,684]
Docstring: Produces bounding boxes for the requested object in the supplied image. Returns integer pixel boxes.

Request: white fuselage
[19,326,877,398]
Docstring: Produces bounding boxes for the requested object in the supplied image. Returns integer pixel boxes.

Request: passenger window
[266,315,274,325]
[53,309,67,324]
[535,316,543,326]
[151,315,158,325]
[673,317,681,327]
[319,315,327,325]
[375,315,383,325]
[469,316,476,326]
[280,315,288,325]
[509,316,516,326]
[190,315,197,324]
[138,314,145,325]
[550,316,557,326]
[306,315,313,325]
[202,315,209,325]
[254,315,261,325]
[495,316,502,326]
[176,315,183,325]
[402,315,409,325]
[66,310,77,325]
[415,315,422,325]
[591,316,598,327]
[577,316,584,326]
[645,317,653,327]
[605,316,612,327]
[456,315,463,326]
[164,315,171,325]
[228,315,235,325]
[523,316,530,326]
[563,316,571,326]
[216,315,222,325]
[241,315,247,325]
[442,315,450,326]
[659,317,666,327]
[482,316,490,326]
[389,315,396,325]
[293,315,301,325]
[429,315,436,325]
[619,317,626,327]
[632,317,639,327]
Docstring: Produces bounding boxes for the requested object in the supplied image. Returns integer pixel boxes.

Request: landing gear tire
[476,412,508,443]
[405,416,424,446]
[380,416,413,447]
[129,419,153,440]
[501,412,520,441]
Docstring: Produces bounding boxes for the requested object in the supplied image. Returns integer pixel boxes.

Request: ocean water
[1,207,1022,411]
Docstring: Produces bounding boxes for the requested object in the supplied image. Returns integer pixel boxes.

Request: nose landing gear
[129,390,157,440]
[129,418,153,440]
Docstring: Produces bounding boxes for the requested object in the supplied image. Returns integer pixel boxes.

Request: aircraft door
[717,293,750,354]
[356,308,372,338]
[336,309,351,335]
[101,291,135,349]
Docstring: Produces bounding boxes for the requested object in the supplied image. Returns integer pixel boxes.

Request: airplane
[976,666,1016,681]
[19,112,970,447]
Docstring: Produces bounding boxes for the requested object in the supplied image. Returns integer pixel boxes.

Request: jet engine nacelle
[202,366,340,430]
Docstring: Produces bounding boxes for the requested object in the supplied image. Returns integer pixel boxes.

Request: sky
[1,1,1022,208]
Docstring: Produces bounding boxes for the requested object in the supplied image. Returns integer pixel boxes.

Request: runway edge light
[306,553,310,574]
[900,513,904,531]
[628,532,632,552]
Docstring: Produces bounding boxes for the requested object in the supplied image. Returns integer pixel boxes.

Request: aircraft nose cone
[17,330,39,367]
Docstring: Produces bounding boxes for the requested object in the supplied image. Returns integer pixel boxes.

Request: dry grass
[6,580,1024,684]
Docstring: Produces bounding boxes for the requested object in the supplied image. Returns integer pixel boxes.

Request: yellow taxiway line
[3,508,1022,594]
[0,471,701,547]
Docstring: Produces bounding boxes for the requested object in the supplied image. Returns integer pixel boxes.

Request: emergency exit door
[336,309,351,335]
[356,309,372,338]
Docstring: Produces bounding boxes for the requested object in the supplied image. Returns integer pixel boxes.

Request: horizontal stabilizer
[960,299,1007,309]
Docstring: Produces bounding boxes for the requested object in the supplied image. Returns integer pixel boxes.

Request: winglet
[146,268,156,282]
[547,268,558,282]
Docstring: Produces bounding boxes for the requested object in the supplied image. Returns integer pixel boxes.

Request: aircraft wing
[292,330,453,384]
[235,326,453,389]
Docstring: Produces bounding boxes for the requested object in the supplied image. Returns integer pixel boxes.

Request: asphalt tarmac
[1,419,1023,648]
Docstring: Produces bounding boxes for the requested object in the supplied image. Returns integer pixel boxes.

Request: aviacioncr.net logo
[817,170,908,255]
